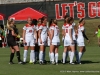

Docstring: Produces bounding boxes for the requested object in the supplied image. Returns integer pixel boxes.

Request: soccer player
[62,17,75,64]
[76,18,86,64]
[94,25,100,47]
[38,17,48,64]
[7,18,23,64]
[23,17,37,64]
[49,19,60,65]
[32,19,39,62]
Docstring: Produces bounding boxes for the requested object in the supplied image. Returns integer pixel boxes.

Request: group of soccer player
[7,15,90,65]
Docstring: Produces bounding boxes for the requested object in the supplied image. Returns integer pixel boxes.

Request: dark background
[0,0,99,22]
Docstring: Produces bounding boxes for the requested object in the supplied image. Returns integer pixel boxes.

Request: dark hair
[98,25,100,29]
[67,17,74,24]
[49,19,57,27]
[64,15,69,23]
[49,19,53,27]
[79,18,84,23]
[41,16,47,23]
[32,19,37,25]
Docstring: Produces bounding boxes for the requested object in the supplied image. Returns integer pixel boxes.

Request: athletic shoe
[55,63,58,65]
[39,61,42,65]
[69,62,75,65]
[51,61,55,65]
[29,61,33,64]
[9,62,14,64]
[18,61,23,64]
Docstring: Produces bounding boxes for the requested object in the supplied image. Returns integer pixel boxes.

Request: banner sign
[55,1,100,20]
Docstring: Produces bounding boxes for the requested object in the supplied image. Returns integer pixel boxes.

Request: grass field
[0,19,100,75]
[0,46,100,75]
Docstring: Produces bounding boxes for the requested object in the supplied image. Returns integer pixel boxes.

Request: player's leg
[39,43,45,64]
[23,42,29,63]
[70,45,75,64]
[74,41,79,63]
[30,41,35,64]
[13,45,23,64]
[50,44,55,64]
[55,45,59,65]
[98,37,100,47]
[62,40,68,64]
[35,43,39,61]
[78,42,85,64]
[68,46,71,62]
[78,46,84,64]
[9,47,15,64]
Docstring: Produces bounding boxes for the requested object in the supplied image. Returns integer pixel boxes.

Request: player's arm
[69,28,73,44]
[11,28,17,37]
[82,31,89,40]
[93,28,98,37]
[22,26,26,43]
[34,29,37,43]
[50,29,54,44]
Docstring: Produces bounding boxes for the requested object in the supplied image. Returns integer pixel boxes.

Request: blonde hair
[7,18,14,30]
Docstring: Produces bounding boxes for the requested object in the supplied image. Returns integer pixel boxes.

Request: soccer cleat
[39,61,42,65]
[69,62,75,65]
[51,61,55,65]
[9,62,14,64]
[55,63,58,65]
[18,61,23,64]
[29,61,33,64]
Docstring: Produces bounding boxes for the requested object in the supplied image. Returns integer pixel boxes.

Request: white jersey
[23,24,36,41]
[50,24,60,43]
[62,23,72,41]
[77,24,84,42]
[39,24,47,42]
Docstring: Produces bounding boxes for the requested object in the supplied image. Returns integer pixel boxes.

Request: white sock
[63,52,66,63]
[79,52,82,63]
[31,50,35,62]
[43,51,45,61]
[23,50,28,62]
[39,51,43,62]
[68,51,71,59]
[70,52,74,63]
[75,50,79,62]
[49,52,51,62]
[65,51,68,62]
[50,52,54,62]
[55,53,58,63]
[30,51,32,62]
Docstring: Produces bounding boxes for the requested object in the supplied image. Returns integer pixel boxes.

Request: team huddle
[7,15,90,65]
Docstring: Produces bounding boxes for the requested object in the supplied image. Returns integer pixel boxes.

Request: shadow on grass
[81,60,100,64]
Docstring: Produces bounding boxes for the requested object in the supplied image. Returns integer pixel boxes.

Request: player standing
[23,17,37,64]
[94,25,100,47]
[76,18,86,64]
[62,17,75,64]
[7,18,23,64]
[38,17,48,64]
[49,19,60,65]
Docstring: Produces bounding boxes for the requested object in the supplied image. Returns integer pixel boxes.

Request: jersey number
[29,30,32,33]
[66,29,68,33]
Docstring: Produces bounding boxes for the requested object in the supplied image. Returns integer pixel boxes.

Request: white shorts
[38,41,47,46]
[77,41,85,46]
[64,40,74,46]
[47,41,50,46]
[24,40,35,46]
[52,42,60,46]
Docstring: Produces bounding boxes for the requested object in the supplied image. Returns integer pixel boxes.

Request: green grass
[0,46,100,75]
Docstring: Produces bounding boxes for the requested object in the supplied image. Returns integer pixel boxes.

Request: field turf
[0,46,100,75]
